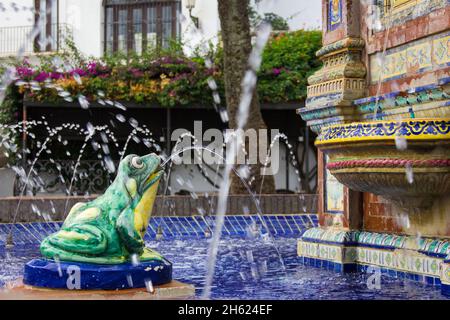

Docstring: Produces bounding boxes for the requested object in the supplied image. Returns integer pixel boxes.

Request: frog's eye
[131,156,144,169]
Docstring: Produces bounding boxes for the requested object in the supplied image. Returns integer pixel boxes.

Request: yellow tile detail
[433,36,450,65]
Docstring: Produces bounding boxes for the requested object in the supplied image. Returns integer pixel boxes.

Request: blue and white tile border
[0,214,318,246]
[298,227,450,295]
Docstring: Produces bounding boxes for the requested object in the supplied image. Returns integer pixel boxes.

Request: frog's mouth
[143,165,164,190]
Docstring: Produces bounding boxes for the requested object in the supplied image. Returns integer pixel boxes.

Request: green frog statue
[40,153,164,264]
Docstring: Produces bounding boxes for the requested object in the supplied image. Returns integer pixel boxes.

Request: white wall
[182,0,322,55]
[0,0,102,57]
[58,0,103,58]
[254,0,322,31]
[0,0,35,56]
[180,0,220,55]
[0,0,321,58]
[0,0,35,27]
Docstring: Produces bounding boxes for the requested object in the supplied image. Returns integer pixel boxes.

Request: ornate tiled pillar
[297,0,367,231]
[299,38,366,134]
[296,0,367,273]
[298,0,450,296]
[298,0,366,134]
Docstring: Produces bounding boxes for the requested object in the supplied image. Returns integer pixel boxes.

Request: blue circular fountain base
[23,258,172,290]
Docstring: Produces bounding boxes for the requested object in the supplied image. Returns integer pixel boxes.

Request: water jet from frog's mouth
[144,167,164,187]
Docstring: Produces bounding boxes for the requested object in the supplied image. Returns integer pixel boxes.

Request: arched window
[103,0,181,55]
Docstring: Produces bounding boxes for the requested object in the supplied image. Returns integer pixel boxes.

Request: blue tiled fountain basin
[1,215,449,299]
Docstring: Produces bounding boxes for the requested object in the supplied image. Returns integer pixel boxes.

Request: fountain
[2,0,450,301]
[296,0,450,296]
[317,118,450,209]
[5,153,195,298]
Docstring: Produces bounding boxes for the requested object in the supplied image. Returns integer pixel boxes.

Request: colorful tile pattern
[370,31,450,84]
[377,0,447,30]
[324,155,345,214]
[299,227,450,291]
[354,78,450,121]
[328,0,343,31]
[0,214,319,246]
[301,227,450,257]
[316,119,450,145]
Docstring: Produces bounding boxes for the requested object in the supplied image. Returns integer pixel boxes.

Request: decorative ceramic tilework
[316,119,450,145]
[370,31,450,84]
[0,214,318,246]
[328,0,343,31]
[324,155,344,214]
[356,247,441,277]
[441,262,450,285]
[302,227,358,244]
[301,227,450,257]
[299,227,450,288]
[377,0,447,30]
[354,77,450,107]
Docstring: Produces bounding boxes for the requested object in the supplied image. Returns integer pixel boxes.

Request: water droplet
[405,163,414,184]
[73,73,82,85]
[131,254,140,266]
[54,256,63,277]
[78,95,89,109]
[250,265,259,280]
[172,155,182,165]
[395,135,407,151]
[219,108,229,123]
[246,250,254,263]
[86,122,95,136]
[31,204,41,216]
[145,279,154,293]
[213,92,221,104]
[238,165,250,179]
[207,77,217,90]
[175,175,185,186]
[190,192,198,199]
[129,118,138,128]
[197,207,205,216]
[58,91,71,98]
[104,156,115,173]
[115,114,126,123]
[132,136,141,144]
[126,274,133,287]
[114,101,126,111]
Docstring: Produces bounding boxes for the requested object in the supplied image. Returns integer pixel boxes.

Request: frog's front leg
[116,207,145,256]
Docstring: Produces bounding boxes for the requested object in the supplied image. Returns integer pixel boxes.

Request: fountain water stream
[201,22,274,299]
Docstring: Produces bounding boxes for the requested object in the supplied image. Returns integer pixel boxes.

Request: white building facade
[0,0,321,58]
[0,0,320,195]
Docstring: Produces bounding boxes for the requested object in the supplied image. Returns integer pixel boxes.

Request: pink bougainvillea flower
[34,71,50,82]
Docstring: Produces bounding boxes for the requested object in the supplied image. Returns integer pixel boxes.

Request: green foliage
[262,13,290,31]
[61,28,85,66]
[248,5,289,31]
[0,85,20,125]
[257,30,322,103]
[0,30,322,124]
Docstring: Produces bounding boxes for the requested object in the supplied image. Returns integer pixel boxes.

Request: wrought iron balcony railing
[0,23,72,57]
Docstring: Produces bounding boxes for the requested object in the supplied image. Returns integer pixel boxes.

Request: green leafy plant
[258,30,322,103]
[0,30,321,124]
